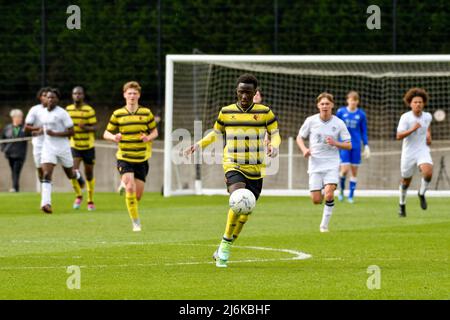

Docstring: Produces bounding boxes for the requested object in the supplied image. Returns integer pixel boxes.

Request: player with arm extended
[24,87,51,181]
[336,91,370,203]
[40,88,85,214]
[103,81,158,232]
[66,86,98,211]
[396,88,433,217]
[185,74,281,268]
[296,93,352,233]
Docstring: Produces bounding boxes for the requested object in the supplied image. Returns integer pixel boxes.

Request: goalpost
[164,55,450,197]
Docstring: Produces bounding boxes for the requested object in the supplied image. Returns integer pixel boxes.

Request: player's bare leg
[399,177,412,217]
[84,163,96,211]
[418,163,433,210]
[339,164,350,201]
[122,173,141,231]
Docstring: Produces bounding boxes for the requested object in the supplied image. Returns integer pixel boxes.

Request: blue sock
[339,176,346,194]
[349,178,357,198]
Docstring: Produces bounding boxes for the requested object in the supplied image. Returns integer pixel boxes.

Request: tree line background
[0,0,449,133]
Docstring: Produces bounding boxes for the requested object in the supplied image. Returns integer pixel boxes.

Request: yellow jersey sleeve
[266,109,281,148]
[197,111,224,148]
[106,113,119,133]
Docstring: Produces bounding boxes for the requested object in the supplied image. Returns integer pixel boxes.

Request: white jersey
[25,104,47,149]
[397,111,432,159]
[299,114,351,173]
[42,106,73,152]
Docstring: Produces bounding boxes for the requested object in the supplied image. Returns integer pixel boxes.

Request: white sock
[320,200,334,228]
[399,184,408,205]
[419,178,430,196]
[41,181,52,207]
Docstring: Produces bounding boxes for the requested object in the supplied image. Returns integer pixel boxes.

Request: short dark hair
[403,88,429,106]
[236,74,258,89]
[72,86,85,93]
[37,87,51,99]
[48,88,61,99]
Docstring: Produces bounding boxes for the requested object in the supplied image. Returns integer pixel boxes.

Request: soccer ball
[229,189,256,215]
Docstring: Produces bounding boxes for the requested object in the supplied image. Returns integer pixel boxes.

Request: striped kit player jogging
[66,86,98,211]
[103,81,158,232]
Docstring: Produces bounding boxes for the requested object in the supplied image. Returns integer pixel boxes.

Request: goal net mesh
[168,58,450,194]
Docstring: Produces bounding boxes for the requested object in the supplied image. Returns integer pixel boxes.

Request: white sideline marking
[0,241,312,270]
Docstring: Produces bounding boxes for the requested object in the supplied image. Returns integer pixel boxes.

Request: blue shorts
[340,148,361,166]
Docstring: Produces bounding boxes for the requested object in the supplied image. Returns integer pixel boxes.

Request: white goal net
[164,55,450,197]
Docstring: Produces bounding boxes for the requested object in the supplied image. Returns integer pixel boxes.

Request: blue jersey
[336,107,368,149]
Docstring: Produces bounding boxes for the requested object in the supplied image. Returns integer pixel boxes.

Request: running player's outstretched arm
[185,111,224,156]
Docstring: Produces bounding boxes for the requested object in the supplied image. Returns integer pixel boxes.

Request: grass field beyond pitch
[0,192,448,300]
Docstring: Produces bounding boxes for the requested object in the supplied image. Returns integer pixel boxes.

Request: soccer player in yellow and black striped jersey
[186,74,281,267]
[103,81,158,232]
[66,86,97,211]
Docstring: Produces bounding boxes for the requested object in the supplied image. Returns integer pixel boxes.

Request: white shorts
[33,152,42,168]
[401,151,433,178]
[41,146,74,168]
[309,169,339,191]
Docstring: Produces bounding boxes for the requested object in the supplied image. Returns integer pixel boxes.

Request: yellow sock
[125,192,139,222]
[87,178,95,203]
[71,179,82,197]
[232,214,249,240]
[223,208,239,240]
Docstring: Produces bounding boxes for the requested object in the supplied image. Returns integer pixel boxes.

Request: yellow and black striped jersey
[197,103,281,179]
[66,104,97,150]
[106,106,157,163]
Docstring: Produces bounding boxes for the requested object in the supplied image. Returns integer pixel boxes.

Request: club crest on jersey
[231,115,236,120]
[253,114,259,121]
[332,126,337,132]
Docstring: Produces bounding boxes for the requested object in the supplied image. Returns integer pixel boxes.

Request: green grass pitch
[0,192,448,300]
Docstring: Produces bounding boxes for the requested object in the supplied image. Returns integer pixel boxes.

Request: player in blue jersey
[336,91,370,203]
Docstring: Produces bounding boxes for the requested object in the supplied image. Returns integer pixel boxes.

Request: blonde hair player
[103,81,158,231]
[396,88,433,217]
[297,93,352,232]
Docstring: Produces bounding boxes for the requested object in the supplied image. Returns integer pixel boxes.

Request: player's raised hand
[184,144,199,157]
[114,133,122,143]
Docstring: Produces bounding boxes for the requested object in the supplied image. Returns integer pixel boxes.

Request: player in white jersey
[40,88,85,214]
[396,88,433,217]
[25,87,51,180]
[297,93,352,232]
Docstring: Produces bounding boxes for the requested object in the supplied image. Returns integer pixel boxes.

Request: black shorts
[117,160,149,182]
[225,170,263,200]
[71,147,96,165]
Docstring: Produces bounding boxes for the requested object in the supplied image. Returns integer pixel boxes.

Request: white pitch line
[0,242,312,270]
